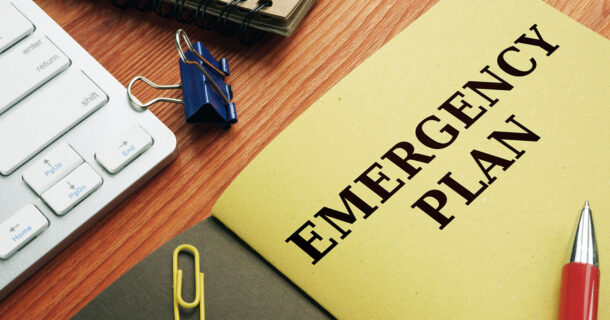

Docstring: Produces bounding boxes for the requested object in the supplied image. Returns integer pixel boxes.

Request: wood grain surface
[1,0,608,318]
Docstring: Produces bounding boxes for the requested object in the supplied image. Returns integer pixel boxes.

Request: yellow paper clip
[173,244,205,320]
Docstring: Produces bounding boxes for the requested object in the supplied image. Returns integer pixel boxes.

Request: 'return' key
[95,125,153,174]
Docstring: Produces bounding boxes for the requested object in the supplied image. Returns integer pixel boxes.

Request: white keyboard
[0,0,176,299]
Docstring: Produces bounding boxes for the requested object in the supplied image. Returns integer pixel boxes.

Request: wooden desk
[1,0,608,318]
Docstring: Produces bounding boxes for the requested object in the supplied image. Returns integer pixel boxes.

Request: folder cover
[73,218,330,319]
[212,0,610,318]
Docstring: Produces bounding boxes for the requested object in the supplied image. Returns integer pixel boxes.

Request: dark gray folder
[73,218,331,320]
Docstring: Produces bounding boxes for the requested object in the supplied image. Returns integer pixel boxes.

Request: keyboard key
[42,163,102,215]
[95,125,153,174]
[0,2,35,53]
[0,70,108,175]
[0,34,70,114]
[23,144,83,195]
[0,204,48,259]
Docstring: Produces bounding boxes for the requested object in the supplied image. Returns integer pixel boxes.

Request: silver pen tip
[569,201,598,267]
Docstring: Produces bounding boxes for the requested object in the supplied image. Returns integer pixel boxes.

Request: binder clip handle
[175,29,233,106]
[127,76,183,110]
[126,29,237,129]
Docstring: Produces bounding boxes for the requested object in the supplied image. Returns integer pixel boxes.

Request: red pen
[558,201,600,320]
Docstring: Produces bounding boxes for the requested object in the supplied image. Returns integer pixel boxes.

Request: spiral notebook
[113,0,316,43]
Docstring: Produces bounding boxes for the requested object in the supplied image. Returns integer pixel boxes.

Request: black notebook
[73,218,330,319]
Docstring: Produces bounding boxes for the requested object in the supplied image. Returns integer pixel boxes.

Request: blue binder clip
[127,29,237,129]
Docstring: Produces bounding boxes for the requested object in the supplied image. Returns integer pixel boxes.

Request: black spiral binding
[194,0,217,30]
[153,0,177,17]
[175,0,196,23]
[216,0,244,36]
[112,0,274,45]
[239,0,272,45]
